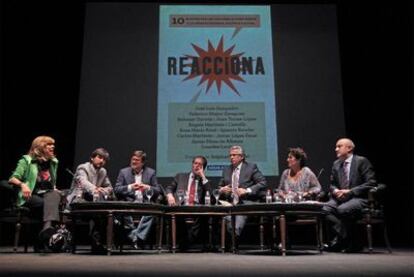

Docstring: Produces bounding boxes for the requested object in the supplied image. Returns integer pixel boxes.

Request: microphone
[316,168,324,180]
[65,168,75,177]
[316,168,328,200]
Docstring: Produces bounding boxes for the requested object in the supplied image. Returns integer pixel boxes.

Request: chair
[0,180,41,252]
[243,215,280,252]
[357,183,392,253]
[115,193,165,252]
[272,191,327,253]
[228,191,273,252]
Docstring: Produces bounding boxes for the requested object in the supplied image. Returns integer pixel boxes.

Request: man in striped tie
[323,138,377,253]
[218,145,267,251]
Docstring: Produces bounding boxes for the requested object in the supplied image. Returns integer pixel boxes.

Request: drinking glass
[296,191,303,202]
[273,189,281,203]
[145,188,153,203]
[286,190,295,204]
[212,189,220,205]
[177,189,185,205]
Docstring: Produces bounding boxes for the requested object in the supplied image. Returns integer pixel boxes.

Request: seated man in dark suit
[218,145,267,247]
[323,138,377,253]
[165,156,211,251]
[114,150,162,249]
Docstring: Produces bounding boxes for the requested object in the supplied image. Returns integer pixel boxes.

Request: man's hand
[334,189,351,200]
[138,183,151,191]
[130,183,141,191]
[220,185,232,195]
[167,193,176,206]
[129,183,139,191]
[237,188,248,197]
[194,167,206,180]
[96,187,107,193]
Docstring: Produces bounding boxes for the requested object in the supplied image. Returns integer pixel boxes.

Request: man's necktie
[232,168,239,204]
[341,161,349,188]
[188,176,196,206]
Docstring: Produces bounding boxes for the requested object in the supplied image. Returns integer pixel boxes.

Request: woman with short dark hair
[278,147,321,200]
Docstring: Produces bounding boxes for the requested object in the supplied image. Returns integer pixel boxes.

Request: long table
[230,202,326,256]
[69,202,165,255]
[164,205,231,253]
[69,201,326,256]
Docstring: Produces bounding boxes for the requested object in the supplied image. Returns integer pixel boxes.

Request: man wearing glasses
[218,145,267,249]
[165,156,211,251]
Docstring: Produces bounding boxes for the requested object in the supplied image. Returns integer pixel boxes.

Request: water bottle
[194,179,199,205]
[266,189,272,204]
[135,190,143,203]
[274,189,281,203]
[204,191,211,205]
[75,183,82,200]
[194,190,199,205]
[286,190,295,203]
[74,177,83,201]
[184,191,189,206]
[93,190,100,202]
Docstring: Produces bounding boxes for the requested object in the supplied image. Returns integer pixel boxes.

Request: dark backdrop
[1,1,412,247]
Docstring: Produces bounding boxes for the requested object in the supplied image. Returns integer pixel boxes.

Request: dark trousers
[177,217,207,249]
[23,190,61,249]
[224,199,256,238]
[89,218,106,247]
[323,197,367,246]
[225,215,247,237]
[24,190,61,223]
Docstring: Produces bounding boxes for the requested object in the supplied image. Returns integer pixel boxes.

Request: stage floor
[0,246,412,276]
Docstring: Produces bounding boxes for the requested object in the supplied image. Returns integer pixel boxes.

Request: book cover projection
[157,5,278,177]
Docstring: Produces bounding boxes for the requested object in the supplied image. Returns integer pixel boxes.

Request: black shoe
[178,242,189,252]
[38,227,56,251]
[323,238,345,252]
[325,243,344,252]
[201,244,212,252]
[342,243,364,253]
[131,241,139,250]
[233,235,240,252]
[33,243,45,253]
[224,243,232,253]
[130,237,145,250]
[91,244,106,254]
[90,230,106,254]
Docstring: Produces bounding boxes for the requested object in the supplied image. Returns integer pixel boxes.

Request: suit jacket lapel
[338,162,346,187]
[196,176,203,197]
[127,168,135,185]
[238,162,246,188]
[141,168,149,184]
[180,173,190,192]
[349,156,357,187]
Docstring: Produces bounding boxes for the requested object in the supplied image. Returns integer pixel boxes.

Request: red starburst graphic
[183,36,245,95]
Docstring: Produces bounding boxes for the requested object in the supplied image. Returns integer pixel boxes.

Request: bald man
[323,138,377,253]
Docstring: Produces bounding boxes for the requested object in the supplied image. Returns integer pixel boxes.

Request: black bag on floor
[40,225,72,252]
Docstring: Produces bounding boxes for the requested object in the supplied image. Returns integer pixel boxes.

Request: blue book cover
[157,5,278,177]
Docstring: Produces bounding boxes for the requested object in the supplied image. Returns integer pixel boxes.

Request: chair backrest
[0,180,19,211]
[367,183,387,216]
[316,190,329,202]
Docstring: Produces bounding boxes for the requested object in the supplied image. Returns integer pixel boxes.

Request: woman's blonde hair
[28,136,55,161]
